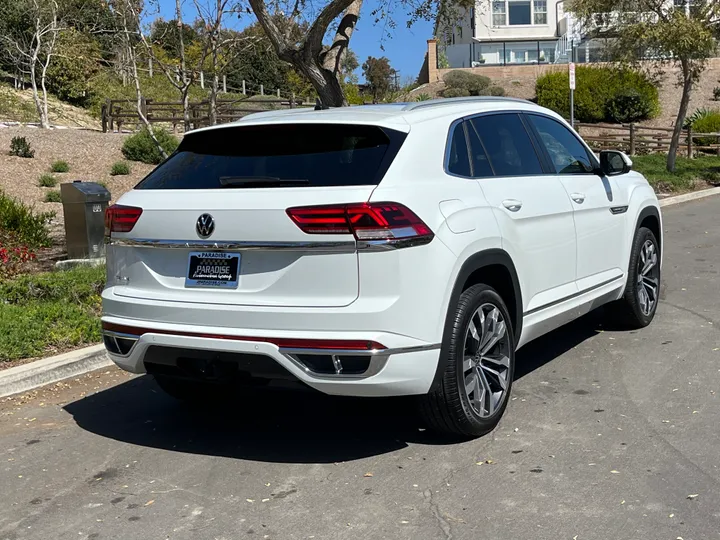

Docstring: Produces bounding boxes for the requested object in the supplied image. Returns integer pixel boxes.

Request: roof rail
[402,96,533,112]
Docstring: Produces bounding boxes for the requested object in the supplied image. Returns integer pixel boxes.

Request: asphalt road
[2,195,720,540]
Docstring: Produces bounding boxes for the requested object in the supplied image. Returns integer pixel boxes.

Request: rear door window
[136,123,406,189]
[469,114,543,176]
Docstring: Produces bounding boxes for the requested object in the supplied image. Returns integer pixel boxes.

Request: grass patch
[632,154,720,192]
[44,190,62,203]
[50,160,70,173]
[39,173,58,187]
[0,266,105,361]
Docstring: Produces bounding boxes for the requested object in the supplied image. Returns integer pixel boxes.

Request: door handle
[502,199,523,212]
[571,193,586,204]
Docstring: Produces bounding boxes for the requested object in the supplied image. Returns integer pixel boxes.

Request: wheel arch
[429,249,523,392]
[635,205,662,255]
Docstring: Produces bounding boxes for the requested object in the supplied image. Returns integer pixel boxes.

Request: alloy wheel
[637,238,659,316]
[462,303,511,418]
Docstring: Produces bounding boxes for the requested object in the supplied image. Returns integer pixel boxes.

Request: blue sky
[152,0,434,83]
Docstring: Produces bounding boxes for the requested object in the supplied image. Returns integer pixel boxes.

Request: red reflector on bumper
[101,322,386,351]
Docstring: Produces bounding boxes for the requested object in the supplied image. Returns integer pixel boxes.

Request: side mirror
[598,150,632,176]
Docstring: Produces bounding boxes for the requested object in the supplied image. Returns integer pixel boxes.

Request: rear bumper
[101,317,440,397]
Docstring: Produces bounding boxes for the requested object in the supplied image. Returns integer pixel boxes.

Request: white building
[437,0,633,68]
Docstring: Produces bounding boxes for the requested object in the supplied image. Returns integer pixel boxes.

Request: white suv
[102,97,662,437]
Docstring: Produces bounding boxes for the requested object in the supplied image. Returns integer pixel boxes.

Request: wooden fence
[574,123,720,156]
[101,96,311,133]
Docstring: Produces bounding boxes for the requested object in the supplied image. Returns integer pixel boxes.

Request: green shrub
[536,66,658,123]
[39,174,58,188]
[482,86,506,97]
[689,109,720,146]
[415,93,432,102]
[9,136,34,158]
[110,161,131,176]
[44,190,62,203]
[0,191,53,248]
[606,89,655,123]
[684,107,714,128]
[121,128,179,164]
[443,70,491,95]
[50,160,69,173]
[442,87,471,98]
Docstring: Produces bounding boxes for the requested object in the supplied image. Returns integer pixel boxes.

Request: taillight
[286,202,433,245]
[105,205,143,237]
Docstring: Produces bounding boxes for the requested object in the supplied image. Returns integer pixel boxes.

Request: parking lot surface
[1,195,719,540]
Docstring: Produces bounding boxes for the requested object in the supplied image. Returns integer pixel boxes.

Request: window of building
[492,0,507,26]
[533,0,547,24]
[508,0,531,25]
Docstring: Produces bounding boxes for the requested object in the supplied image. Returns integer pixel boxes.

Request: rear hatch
[106,122,407,308]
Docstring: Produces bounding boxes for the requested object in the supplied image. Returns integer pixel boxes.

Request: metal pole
[223,74,227,93]
[242,80,246,95]
[570,41,575,128]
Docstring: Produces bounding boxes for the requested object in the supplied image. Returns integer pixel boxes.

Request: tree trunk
[39,62,51,129]
[322,0,362,76]
[182,89,191,131]
[298,59,346,107]
[29,65,45,127]
[667,58,694,172]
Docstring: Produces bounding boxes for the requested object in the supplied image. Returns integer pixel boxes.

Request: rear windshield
[136,123,407,189]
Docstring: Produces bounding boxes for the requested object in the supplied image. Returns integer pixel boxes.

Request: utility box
[61,181,111,259]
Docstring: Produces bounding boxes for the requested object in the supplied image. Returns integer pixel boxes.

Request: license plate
[185,252,240,288]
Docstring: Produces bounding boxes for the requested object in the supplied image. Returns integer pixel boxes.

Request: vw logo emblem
[196,213,215,239]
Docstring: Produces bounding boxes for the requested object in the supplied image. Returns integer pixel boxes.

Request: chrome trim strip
[278,343,441,356]
[108,238,357,253]
[610,205,629,215]
[523,275,624,316]
[108,237,433,252]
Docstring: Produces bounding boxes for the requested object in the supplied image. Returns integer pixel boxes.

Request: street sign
[569,62,576,90]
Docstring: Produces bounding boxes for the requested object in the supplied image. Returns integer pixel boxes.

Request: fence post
[101,102,108,133]
[242,80,246,95]
[629,123,636,156]
[291,92,295,108]
[149,57,153,78]
[223,74,227,93]
[200,71,205,89]
[277,88,280,98]
[260,84,264,96]
[687,126,693,158]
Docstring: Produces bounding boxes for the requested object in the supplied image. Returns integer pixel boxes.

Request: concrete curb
[659,187,720,207]
[0,345,112,399]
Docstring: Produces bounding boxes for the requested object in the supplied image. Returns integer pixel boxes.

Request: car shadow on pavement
[64,311,606,464]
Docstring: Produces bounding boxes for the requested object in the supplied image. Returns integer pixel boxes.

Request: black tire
[153,374,229,402]
[419,284,516,438]
[610,226,661,328]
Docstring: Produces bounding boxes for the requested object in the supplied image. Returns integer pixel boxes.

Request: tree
[362,56,392,102]
[111,0,169,159]
[0,0,62,128]
[567,0,719,172]
[247,0,362,107]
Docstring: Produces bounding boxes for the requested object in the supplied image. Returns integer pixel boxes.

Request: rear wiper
[219,176,310,188]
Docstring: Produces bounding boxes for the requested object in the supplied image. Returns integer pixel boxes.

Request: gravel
[0,126,156,233]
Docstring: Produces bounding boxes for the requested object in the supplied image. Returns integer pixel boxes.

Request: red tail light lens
[105,205,143,236]
[286,202,433,244]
